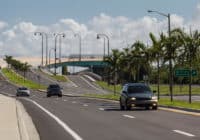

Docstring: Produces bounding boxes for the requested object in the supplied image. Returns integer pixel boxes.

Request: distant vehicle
[47,84,62,97]
[120,83,158,110]
[16,87,30,97]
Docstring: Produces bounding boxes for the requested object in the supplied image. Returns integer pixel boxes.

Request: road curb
[159,107,200,116]
[16,99,40,140]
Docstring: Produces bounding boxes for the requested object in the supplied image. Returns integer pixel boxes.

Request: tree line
[105,28,200,85]
[4,55,31,78]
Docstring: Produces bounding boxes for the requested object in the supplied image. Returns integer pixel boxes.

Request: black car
[47,84,62,97]
[120,83,158,110]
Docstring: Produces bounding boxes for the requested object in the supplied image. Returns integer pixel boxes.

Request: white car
[16,87,30,97]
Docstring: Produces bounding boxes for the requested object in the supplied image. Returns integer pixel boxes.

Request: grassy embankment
[84,81,200,110]
[2,68,46,90]
[96,81,200,95]
[38,69,68,82]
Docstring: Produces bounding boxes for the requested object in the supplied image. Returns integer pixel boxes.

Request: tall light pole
[74,33,82,61]
[53,33,65,75]
[148,10,173,101]
[43,33,48,66]
[97,36,106,58]
[34,32,44,66]
[97,34,110,57]
[97,33,110,85]
[49,48,54,66]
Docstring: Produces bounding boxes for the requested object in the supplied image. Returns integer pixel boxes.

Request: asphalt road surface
[0,80,199,140]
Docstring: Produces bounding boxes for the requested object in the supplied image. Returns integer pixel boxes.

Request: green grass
[38,69,68,82]
[96,81,122,93]
[96,81,200,95]
[84,93,200,110]
[91,81,200,109]
[151,84,200,95]
[159,98,200,110]
[2,68,46,90]
[50,75,68,82]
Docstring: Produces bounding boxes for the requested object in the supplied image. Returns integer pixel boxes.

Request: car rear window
[128,85,151,94]
[19,87,28,90]
[49,85,60,88]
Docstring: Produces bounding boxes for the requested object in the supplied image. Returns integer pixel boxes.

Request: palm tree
[173,28,200,103]
[104,49,122,85]
[149,32,164,99]
[20,62,31,83]
[130,41,149,82]
[4,55,13,68]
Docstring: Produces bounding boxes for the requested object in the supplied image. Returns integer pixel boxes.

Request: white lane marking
[123,115,135,119]
[69,79,78,87]
[72,101,77,104]
[173,130,195,137]
[63,99,67,102]
[83,104,88,107]
[80,76,106,93]
[23,98,83,140]
[99,108,104,111]
[83,75,96,82]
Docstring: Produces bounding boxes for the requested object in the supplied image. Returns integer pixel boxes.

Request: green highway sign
[175,69,197,77]
[191,69,198,76]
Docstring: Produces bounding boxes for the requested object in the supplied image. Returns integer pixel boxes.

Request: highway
[0,75,199,140]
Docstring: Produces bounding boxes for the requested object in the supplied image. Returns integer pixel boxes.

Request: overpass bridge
[48,54,109,69]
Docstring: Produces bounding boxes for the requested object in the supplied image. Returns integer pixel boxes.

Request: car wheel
[120,99,125,110]
[125,101,131,110]
[58,94,62,97]
[152,105,158,110]
[47,94,51,97]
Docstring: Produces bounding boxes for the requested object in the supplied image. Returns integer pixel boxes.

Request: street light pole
[49,48,54,66]
[34,32,44,66]
[43,33,48,66]
[74,33,82,61]
[97,34,110,57]
[53,33,65,75]
[148,10,173,101]
[97,33,110,85]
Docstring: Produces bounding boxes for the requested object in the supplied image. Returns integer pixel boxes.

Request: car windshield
[19,87,28,90]
[127,85,151,94]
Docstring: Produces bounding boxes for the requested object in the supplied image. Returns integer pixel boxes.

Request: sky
[0,0,200,66]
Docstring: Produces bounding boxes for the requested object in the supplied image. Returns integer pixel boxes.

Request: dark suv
[47,84,62,97]
[120,83,158,110]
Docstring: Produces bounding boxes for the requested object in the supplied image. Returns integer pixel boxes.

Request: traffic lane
[61,96,200,138]
[73,97,200,137]
[30,96,199,140]
[19,98,75,140]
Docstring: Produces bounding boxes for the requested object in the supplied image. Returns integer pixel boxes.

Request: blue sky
[1,0,200,65]
[0,0,198,25]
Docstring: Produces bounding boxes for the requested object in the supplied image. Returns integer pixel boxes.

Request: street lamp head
[147,10,153,13]
[34,32,42,36]
[97,34,100,39]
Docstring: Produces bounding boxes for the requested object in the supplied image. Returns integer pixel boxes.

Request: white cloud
[2,30,16,39]
[0,21,8,30]
[2,4,200,66]
[60,19,88,33]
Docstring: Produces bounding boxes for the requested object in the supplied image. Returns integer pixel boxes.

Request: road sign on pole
[191,69,197,76]
[175,69,197,77]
